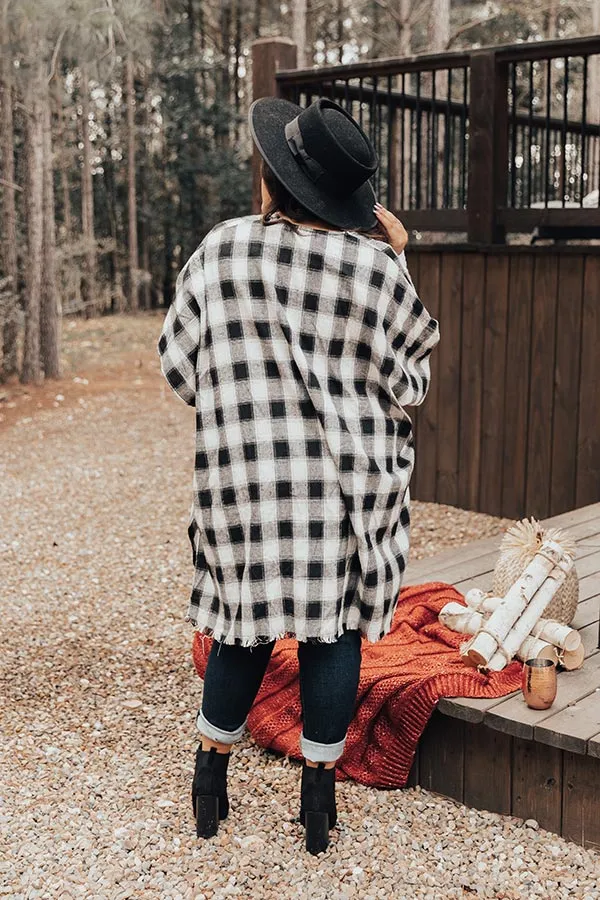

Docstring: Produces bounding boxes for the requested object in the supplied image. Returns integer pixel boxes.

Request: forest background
[0,0,599,385]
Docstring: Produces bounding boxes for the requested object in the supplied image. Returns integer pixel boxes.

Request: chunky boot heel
[196,794,220,838]
[299,761,337,853]
[191,745,231,838]
[305,809,330,855]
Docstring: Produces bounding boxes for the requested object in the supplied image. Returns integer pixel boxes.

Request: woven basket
[492,518,579,625]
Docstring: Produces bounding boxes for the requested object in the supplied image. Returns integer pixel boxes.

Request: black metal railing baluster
[415,70,422,209]
[460,65,467,208]
[397,72,406,209]
[444,67,452,208]
[545,58,551,206]
[510,62,518,207]
[528,60,534,208]
[378,81,384,196]
[370,76,378,160]
[534,125,540,202]
[451,70,458,207]
[561,56,568,206]
[386,74,393,208]
[410,102,415,209]
[400,72,406,209]
[358,77,364,128]
[425,80,432,208]
[431,69,438,208]
[581,56,588,206]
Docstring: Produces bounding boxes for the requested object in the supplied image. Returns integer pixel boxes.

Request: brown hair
[260,159,386,241]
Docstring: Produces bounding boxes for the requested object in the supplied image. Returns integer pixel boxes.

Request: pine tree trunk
[54,77,72,236]
[138,69,151,310]
[126,53,139,310]
[162,135,175,306]
[219,1,232,149]
[199,0,207,96]
[254,0,262,37]
[80,64,96,315]
[103,100,125,312]
[370,0,380,58]
[336,0,343,63]
[428,0,450,52]
[21,63,45,385]
[398,0,411,56]
[305,0,313,64]
[40,86,60,378]
[293,0,307,68]
[0,1,19,379]
[544,0,558,39]
[233,0,242,142]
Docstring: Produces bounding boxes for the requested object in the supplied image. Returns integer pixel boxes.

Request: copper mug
[521,658,557,710]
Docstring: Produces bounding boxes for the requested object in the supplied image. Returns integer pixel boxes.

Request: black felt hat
[248,96,379,230]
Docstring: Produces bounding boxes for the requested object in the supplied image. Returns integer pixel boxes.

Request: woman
[158,96,440,855]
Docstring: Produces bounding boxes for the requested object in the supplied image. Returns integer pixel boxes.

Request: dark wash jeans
[197,628,362,763]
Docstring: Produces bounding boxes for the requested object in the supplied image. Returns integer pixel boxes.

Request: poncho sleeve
[157,248,205,406]
[384,262,440,409]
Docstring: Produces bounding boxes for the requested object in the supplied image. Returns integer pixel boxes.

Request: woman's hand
[373,202,408,254]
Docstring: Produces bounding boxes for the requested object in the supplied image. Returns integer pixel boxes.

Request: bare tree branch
[0,177,22,192]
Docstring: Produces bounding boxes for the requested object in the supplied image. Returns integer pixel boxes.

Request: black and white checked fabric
[158,213,440,647]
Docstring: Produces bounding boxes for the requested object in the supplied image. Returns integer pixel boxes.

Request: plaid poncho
[158,213,440,647]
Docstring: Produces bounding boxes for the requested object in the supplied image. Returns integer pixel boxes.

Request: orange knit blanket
[191,582,523,788]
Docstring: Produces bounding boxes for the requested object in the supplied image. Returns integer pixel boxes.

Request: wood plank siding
[406,246,600,519]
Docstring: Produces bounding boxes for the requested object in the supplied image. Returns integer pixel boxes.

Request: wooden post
[388,107,401,209]
[467,50,509,244]
[251,37,298,214]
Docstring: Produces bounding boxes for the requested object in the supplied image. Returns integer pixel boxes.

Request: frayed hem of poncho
[184,616,392,648]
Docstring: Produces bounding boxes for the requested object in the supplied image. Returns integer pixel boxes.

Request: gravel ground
[1,314,599,900]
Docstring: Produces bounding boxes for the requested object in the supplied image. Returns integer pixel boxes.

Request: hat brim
[249,96,378,231]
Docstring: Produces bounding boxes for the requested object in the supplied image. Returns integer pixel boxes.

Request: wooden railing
[252,35,600,243]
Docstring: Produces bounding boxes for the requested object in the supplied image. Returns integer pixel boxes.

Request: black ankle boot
[192,745,231,838]
[299,761,337,854]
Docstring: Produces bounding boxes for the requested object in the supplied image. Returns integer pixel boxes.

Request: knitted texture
[191,582,522,789]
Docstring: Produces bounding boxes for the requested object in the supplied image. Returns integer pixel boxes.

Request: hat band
[284,117,347,198]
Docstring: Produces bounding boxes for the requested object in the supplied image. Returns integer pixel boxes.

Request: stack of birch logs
[439,534,583,672]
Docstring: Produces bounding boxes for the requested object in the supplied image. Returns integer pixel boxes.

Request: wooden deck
[403,502,600,850]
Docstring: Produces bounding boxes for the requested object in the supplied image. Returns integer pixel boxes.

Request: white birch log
[440,604,562,668]
[531,619,581,652]
[439,602,484,634]
[560,642,585,670]
[461,540,572,667]
[463,596,580,653]
[464,589,504,614]
[486,556,573,669]
[464,588,488,609]
[465,589,580,652]
[488,635,559,670]
[462,588,581,650]
[441,600,580,651]
[518,636,559,665]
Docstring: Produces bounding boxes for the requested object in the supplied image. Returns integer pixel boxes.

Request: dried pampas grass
[492,517,579,625]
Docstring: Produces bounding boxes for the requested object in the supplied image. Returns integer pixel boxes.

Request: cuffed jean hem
[196,708,247,744]
[300,732,347,763]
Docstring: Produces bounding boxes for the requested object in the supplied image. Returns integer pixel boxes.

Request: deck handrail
[275,34,600,85]
[253,35,600,242]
